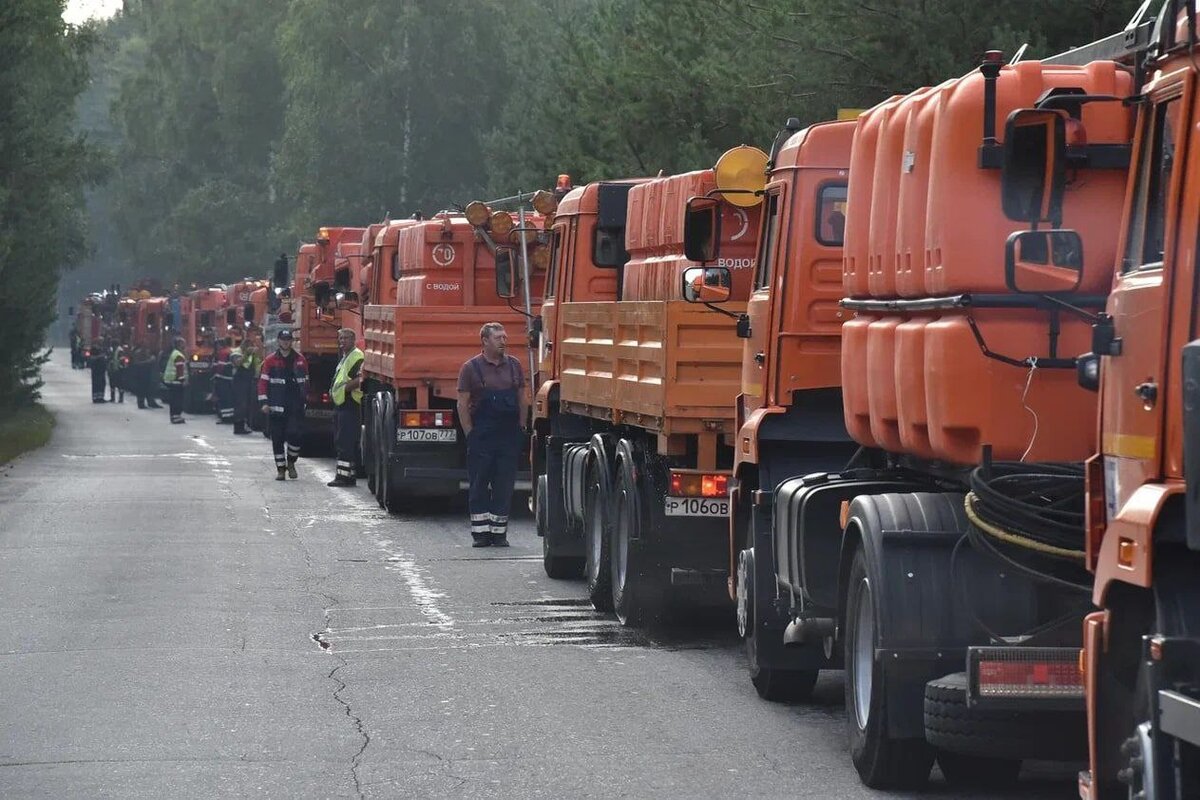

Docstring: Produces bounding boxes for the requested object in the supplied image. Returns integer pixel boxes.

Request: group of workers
[74,323,524,547]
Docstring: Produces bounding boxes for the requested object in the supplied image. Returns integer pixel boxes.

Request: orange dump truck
[179,287,229,412]
[293,226,367,435]
[361,211,545,511]
[697,57,1135,790]
[530,158,762,625]
[997,4,1200,798]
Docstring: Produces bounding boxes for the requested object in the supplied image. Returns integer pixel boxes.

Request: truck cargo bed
[557,300,743,435]
[363,305,532,399]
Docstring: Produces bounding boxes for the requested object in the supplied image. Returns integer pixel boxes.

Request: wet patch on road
[310,598,738,654]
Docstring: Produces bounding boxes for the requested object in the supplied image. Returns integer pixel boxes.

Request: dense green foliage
[70,0,1143,289]
[0,402,55,465]
[1,0,100,407]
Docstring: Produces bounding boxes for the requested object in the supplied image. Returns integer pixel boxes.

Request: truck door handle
[1134,380,1158,408]
[754,351,765,365]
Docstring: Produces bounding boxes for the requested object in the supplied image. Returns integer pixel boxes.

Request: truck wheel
[373,394,390,509]
[845,547,934,789]
[610,450,663,627]
[584,474,613,611]
[364,416,377,494]
[382,412,407,512]
[739,546,817,702]
[538,474,584,579]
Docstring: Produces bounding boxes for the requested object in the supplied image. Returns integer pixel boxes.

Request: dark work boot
[275,467,287,481]
[287,460,298,480]
[471,534,491,548]
[326,476,356,487]
[489,534,510,548]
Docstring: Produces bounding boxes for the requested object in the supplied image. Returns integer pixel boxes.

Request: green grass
[0,403,55,465]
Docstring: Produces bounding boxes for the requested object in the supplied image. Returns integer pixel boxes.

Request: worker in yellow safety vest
[327,327,364,487]
[162,336,189,424]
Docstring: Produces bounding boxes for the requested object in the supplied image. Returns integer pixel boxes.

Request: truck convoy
[70,4,1200,794]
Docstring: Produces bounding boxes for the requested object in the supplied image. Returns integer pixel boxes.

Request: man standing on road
[327,328,364,487]
[133,345,162,409]
[212,338,235,424]
[457,322,527,548]
[258,329,308,481]
[229,348,254,436]
[88,341,109,403]
[163,336,188,424]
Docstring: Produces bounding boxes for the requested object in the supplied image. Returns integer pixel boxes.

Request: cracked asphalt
[0,358,1079,799]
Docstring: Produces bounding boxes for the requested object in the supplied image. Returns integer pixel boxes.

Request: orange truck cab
[683,120,860,702]
[1001,4,1200,798]
[133,297,170,356]
[114,297,137,347]
[180,287,229,412]
[698,57,1136,790]
[531,160,763,625]
[293,227,367,434]
[224,279,269,346]
[361,211,546,511]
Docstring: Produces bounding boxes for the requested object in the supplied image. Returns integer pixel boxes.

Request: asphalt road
[0,358,1080,799]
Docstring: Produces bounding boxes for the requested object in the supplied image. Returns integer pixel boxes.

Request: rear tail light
[970,647,1084,700]
[400,410,455,428]
[83,349,91,357]
[321,392,330,404]
[668,470,729,498]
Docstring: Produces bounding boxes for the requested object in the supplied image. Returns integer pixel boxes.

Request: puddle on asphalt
[310,598,738,654]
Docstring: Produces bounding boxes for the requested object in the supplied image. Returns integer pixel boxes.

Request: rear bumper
[389,442,531,493]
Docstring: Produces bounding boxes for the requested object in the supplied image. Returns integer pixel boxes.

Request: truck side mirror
[1001,108,1067,225]
[1004,229,1083,294]
[683,197,722,263]
[682,266,732,304]
[495,248,516,298]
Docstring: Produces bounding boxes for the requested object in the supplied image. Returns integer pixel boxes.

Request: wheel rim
[736,548,753,638]
[587,483,603,580]
[614,487,629,592]
[852,576,875,731]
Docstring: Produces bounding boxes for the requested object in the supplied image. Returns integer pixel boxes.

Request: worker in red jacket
[258,329,308,480]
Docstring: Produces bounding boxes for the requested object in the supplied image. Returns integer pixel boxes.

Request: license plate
[396,428,458,443]
[306,408,334,419]
[664,497,729,517]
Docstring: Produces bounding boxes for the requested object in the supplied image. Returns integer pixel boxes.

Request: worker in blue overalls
[456,322,527,548]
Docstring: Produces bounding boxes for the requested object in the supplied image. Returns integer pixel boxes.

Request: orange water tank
[895,318,935,458]
[843,96,901,298]
[865,97,911,298]
[623,170,759,301]
[841,315,876,448]
[894,82,950,298]
[924,310,1096,463]
[924,60,1132,296]
[866,317,905,452]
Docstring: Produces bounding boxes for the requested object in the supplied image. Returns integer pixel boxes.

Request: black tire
[845,547,935,789]
[924,672,1083,763]
[739,546,818,702]
[373,394,390,509]
[610,448,663,627]
[382,405,407,513]
[538,473,584,579]
[584,471,613,611]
